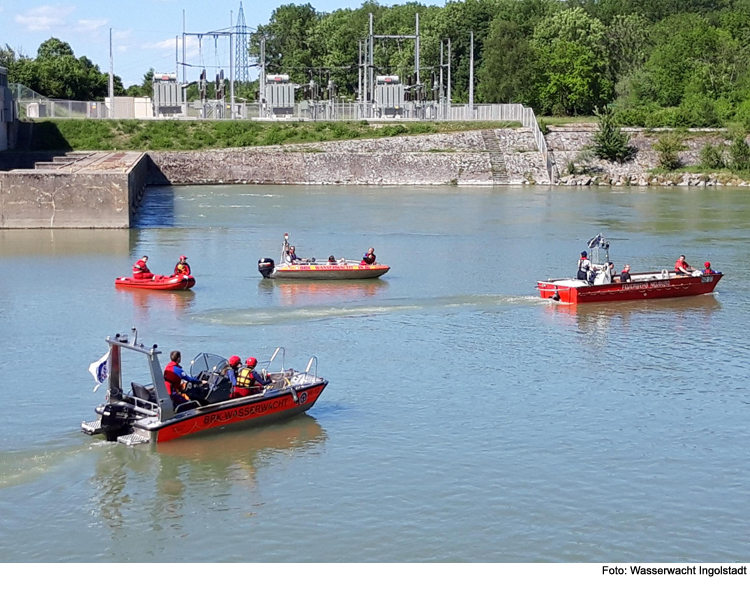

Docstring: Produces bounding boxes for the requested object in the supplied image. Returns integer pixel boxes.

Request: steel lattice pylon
[235,2,250,83]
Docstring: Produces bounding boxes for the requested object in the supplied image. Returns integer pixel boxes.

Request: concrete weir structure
[0,152,148,228]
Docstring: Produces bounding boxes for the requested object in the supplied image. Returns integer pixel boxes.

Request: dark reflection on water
[90,416,326,533]
[134,186,176,228]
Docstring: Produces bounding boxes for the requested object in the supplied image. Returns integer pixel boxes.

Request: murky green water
[1,185,748,562]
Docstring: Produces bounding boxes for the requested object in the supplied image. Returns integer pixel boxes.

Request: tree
[592,105,634,162]
[126,68,155,97]
[477,20,538,105]
[532,8,613,114]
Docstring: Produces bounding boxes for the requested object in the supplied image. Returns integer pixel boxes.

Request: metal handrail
[304,356,318,380]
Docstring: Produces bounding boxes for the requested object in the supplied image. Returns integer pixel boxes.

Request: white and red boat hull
[538,272,723,304]
[270,263,390,280]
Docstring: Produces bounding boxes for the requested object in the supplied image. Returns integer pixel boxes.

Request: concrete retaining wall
[147,129,550,186]
[0,153,148,229]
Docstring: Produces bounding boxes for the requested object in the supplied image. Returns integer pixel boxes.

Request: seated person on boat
[704,261,718,275]
[164,350,205,409]
[287,245,302,264]
[328,255,338,266]
[173,255,191,276]
[132,256,153,280]
[222,355,242,387]
[231,357,272,398]
[361,248,377,265]
[674,255,695,276]
[620,265,632,283]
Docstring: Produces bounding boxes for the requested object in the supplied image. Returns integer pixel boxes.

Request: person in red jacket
[132,256,154,280]
[674,255,696,276]
[173,255,191,276]
[163,350,203,409]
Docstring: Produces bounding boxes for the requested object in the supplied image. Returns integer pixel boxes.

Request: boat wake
[189,294,541,326]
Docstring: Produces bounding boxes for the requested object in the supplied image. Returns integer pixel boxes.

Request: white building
[0,66,17,150]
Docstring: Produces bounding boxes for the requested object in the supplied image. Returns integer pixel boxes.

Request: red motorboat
[537,234,723,304]
[115,274,196,291]
[81,329,328,445]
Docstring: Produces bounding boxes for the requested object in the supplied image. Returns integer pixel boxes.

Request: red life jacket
[133,259,150,276]
[164,360,183,396]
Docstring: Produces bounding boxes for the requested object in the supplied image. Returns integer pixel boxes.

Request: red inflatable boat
[115,274,196,291]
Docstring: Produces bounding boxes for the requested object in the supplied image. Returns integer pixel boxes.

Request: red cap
[180,255,187,260]
[704,261,711,267]
[228,355,241,366]
[246,357,257,367]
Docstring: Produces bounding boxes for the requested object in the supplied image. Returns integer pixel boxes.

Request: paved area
[31,151,144,173]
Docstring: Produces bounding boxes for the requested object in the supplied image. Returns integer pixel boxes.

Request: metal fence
[10,82,555,182]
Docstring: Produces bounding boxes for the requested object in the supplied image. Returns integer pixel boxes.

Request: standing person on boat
[231,357,272,398]
[577,251,592,282]
[703,261,718,275]
[362,248,377,265]
[675,255,696,276]
[173,255,191,276]
[132,256,154,280]
[620,264,632,283]
[164,351,203,409]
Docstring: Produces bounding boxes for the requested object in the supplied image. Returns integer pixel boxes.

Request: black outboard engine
[258,258,275,278]
[100,402,135,441]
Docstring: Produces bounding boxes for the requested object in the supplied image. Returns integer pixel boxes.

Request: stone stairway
[481,129,509,184]
[34,152,95,170]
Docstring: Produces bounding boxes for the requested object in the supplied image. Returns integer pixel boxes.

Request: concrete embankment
[0,151,148,228]
[147,129,549,186]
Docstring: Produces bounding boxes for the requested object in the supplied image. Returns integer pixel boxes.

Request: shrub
[538,118,549,135]
[653,134,685,170]
[699,143,726,169]
[729,133,750,171]
[592,106,635,163]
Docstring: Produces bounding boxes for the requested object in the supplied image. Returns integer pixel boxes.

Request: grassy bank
[26,119,521,152]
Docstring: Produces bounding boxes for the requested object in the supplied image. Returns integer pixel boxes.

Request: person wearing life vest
[577,251,592,282]
[132,256,154,280]
[173,255,191,276]
[703,261,718,275]
[164,350,203,409]
[231,357,272,398]
[675,255,695,276]
[361,247,376,265]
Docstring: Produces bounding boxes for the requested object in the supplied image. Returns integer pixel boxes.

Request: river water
[1,185,748,562]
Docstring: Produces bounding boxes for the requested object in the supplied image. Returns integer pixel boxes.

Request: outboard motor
[258,258,275,278]
[100,402,135,441]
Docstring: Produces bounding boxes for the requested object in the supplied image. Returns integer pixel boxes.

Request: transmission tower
[235,2,250,83]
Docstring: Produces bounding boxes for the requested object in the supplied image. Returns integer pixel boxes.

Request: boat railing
[266,347,285,372]
[120,393,160,415]
[304,356,318,380]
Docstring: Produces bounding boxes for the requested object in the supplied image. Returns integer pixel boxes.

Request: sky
[0,0,420,87]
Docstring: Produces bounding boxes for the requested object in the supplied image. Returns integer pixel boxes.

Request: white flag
[88,351,110,392]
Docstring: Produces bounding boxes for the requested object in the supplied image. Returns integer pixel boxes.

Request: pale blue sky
[0,0,431,87]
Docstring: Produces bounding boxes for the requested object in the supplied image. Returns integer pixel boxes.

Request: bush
[729,134,750,171]
[538,118,549,135]
[699,143,726,169]
[653,134,685,170]
[592,106,635,163]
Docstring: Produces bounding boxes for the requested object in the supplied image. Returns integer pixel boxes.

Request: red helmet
[228,355,241,367]
[246,357,257,367]
[704,261,711,268]
[180,255,187,260]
